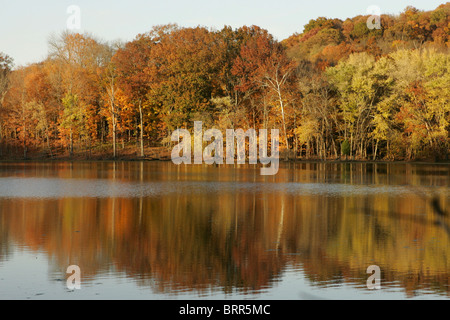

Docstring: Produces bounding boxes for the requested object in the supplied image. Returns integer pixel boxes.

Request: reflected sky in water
[0,177,437,198]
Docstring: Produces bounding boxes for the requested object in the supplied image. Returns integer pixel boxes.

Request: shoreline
[0,157,448,165]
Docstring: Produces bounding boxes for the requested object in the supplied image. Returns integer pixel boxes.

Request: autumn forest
[0,3,449,161]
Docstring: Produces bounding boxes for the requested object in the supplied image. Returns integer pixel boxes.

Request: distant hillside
[283,3,450,69]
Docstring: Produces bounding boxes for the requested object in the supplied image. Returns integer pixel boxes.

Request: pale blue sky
[0,0,446,67]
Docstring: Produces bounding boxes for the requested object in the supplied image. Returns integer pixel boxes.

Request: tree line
[0,3,448,161]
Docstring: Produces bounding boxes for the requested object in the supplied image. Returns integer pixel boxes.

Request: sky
[0,0,446,67]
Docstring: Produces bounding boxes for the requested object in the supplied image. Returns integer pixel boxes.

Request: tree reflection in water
[0,161,448,298]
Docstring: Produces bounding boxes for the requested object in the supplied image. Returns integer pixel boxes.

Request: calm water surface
[0,161,449,300]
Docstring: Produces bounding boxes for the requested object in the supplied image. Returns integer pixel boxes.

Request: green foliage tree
[341,140,351,159]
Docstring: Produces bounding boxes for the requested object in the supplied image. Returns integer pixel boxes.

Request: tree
[113,33,155,157]
[0,53,13,155]
[232,28,298,150]
[48,31,107,157]
[341,140,350,159]
[99,42,124,158]
[146,26,222,138]
[23,63,56,157]
[0,53,13,106]
[296,61,340,159]
[4,67,30,157]
[0,5,448,161]
[389,48,450,159]
[326,52,380,159]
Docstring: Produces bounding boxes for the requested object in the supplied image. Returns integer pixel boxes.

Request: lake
[0,161,448,300]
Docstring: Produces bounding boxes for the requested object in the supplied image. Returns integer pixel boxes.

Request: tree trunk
[331,137,338,159]
[278,93,289,151]
[139,100,144,157]
[350,132,353,160]
[45,126,53,158]
[109,79,117,159]
[70,129,73,157]
[112,116,116,159]
[373,139,379,161]
[88,136,92,159]
[23,118,27,159]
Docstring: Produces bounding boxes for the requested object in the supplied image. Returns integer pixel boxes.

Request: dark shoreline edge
[0,158,448,165]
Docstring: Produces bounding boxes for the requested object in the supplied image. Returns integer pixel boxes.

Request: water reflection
[0,161,448,299]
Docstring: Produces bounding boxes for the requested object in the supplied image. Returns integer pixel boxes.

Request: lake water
[0,161,448,300]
